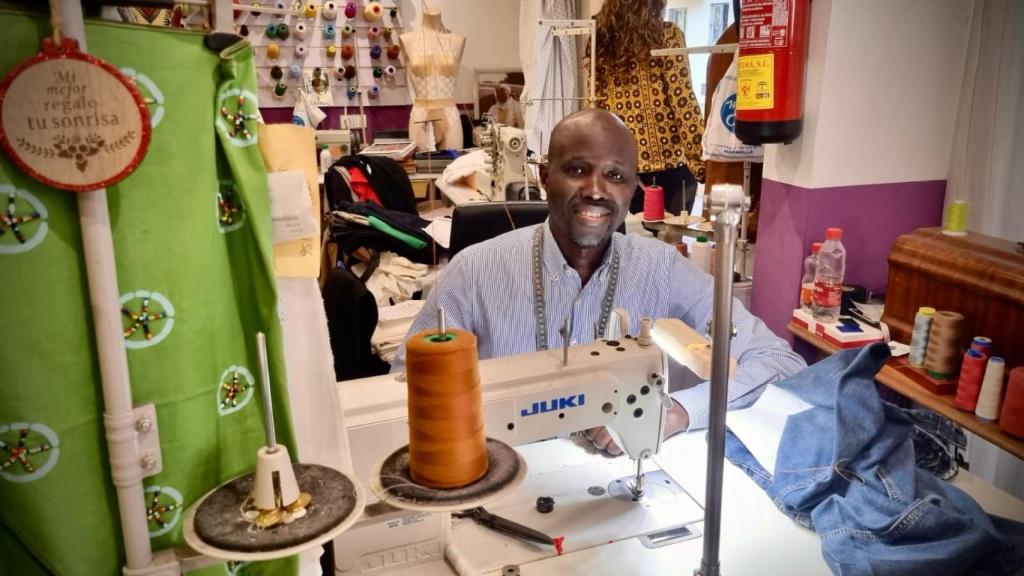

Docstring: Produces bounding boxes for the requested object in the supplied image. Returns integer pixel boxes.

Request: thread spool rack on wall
[237,0,409,108]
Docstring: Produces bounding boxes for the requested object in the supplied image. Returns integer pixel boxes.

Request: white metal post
[59,0,153,571]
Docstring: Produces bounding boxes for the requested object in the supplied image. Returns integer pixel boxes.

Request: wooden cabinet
[882,228,1024,369]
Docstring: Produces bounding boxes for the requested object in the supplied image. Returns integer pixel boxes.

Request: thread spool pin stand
[253,332,301,511]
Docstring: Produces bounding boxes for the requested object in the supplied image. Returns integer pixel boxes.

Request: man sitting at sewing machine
[487,84,524,129]
[393,108,805,454]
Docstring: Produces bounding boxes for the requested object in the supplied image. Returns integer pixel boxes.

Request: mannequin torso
[400,8,466,150]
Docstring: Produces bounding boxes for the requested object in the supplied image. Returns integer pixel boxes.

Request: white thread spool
[295,44,308,59]
[294,22,307,40]
[975,356,1006,421]
[322,1,338,20]
[908,306,935,367]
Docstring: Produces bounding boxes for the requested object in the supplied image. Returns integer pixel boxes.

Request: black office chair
[449,202,549,258]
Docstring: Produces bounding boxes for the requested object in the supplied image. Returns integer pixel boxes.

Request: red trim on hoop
[0,37,152,193]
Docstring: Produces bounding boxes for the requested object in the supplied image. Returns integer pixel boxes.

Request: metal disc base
[183,463,365,561]
[370,438,526,512]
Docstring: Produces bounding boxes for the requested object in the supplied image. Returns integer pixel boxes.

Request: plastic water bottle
[319,144,333,176]
[799,242,822,312]
[812,228,846,323]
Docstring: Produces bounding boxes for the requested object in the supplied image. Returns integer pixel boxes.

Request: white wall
[763,0,973,189]
[405,0,523,102]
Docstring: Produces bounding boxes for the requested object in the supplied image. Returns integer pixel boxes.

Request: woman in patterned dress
[587,0,706,216]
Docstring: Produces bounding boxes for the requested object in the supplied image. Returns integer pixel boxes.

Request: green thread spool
[943,200,968,236]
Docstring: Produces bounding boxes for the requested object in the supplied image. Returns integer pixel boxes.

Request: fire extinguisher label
[740,0,791,49]
[737,54,774,110]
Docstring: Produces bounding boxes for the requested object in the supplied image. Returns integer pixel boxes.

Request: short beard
[570,232,605,248]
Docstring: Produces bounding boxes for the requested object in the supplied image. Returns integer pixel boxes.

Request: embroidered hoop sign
[0,38,151,192]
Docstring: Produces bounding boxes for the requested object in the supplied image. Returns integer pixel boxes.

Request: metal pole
[738,161,751,278]
[697,188,741,576]
[589,26,596,108]
[60,0,153,570]
[256,332,278,453]
[211,0,233,31]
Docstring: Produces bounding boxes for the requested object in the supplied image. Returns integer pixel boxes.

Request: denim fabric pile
[902,407,967,481]
[725,343,1024,576]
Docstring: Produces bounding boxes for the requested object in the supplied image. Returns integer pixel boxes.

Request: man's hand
[584,401,691,456]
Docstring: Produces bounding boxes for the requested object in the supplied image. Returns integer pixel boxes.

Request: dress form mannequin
[400,2,465,151]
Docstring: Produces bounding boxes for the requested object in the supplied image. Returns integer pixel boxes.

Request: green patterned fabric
[0,11,297,576]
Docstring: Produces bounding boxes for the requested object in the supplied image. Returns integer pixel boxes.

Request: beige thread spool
[975,357,1006,421]
[924,311,964,380]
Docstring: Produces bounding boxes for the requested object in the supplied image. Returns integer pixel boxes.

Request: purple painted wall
[260,103,474,144]
[751,178,946,342]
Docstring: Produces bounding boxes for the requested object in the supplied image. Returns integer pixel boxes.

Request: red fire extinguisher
[735,0,811,145]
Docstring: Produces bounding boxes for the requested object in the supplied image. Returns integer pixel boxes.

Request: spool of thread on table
[908,306,935,367]
[999,367,1024,438]
[405,329,489,489]
[975,357,1006,421]
[942,200,968,236]
[969,336,992,357]
[954,349,987,411]
[643,185,665,221]
[924,310,964,380]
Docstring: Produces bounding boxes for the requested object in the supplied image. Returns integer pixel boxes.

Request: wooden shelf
[787,321,1024,461]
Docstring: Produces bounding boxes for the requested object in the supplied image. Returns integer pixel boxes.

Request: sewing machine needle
[630,458,645,499]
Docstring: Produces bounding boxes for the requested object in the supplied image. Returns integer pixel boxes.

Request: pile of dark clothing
[322,154,438,382]
[725,343,1024,576]
[328,201,440,267]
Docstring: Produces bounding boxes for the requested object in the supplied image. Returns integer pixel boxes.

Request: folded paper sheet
[259,123,321,278]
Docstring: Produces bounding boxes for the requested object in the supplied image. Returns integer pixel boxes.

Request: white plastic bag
[702,57,763,162]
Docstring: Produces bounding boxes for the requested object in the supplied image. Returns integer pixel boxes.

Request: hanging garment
[519,0,578,154]
[322,267,390,381]
[725,344,1024,576]
[588,22,706,181]
[0,13,295,576]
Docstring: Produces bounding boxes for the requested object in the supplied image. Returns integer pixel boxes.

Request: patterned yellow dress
[589,22,706,182]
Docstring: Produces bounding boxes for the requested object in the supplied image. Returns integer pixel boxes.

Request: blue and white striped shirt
[392,222,806,430]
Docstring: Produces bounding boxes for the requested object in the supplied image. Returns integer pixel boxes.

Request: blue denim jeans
[902,406,966,481]
[725,343,1024,576]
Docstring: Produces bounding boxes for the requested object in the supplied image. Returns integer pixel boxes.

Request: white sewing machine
[332,310,1024,576]
[333,319,723,574]
[471,118,536,202]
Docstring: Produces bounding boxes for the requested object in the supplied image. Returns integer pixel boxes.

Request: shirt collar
[541,220,620,279]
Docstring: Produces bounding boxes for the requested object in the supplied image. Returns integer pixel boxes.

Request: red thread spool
[955,348,987,412]
[643,185,665,221]
[1000,367,1024,438]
